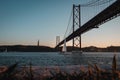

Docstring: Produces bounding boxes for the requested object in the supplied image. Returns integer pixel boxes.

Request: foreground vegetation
[0,54,120,80]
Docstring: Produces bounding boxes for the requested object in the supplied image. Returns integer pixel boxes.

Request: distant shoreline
[0,45,120,52]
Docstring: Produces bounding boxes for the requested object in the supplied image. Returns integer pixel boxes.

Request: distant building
[56,36,60,46]
[37,40,39,46]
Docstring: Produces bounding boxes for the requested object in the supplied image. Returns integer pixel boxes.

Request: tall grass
[0,62,18,80]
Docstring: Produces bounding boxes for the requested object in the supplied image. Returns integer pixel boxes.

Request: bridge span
[55,0,120,48]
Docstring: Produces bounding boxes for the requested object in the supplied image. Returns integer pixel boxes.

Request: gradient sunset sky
[0,0,120,48]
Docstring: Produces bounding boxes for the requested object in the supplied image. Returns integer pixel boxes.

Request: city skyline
[0,0,120,48]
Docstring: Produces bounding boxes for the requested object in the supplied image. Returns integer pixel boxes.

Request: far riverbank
[1,45,120,52]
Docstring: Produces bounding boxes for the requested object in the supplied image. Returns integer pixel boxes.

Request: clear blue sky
[0,0,120,48]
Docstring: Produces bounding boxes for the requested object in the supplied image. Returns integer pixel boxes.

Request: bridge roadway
[55,0,120,48]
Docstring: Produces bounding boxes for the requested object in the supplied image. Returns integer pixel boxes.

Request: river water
[0,52,120,67]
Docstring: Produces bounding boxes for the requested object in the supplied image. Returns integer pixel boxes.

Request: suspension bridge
[55,0,120,51]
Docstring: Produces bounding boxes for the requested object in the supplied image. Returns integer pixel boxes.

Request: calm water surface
[0,52,120,66]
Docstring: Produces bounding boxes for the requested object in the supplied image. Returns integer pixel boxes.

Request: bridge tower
[72,4,81,51]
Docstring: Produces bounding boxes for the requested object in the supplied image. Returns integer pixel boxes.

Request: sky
[0,0,120,48]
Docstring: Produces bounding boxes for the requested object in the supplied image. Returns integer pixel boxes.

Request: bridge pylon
[72,4,81,51]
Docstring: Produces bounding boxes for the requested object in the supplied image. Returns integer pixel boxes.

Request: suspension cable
[81,0,115,7]
[63,9,72,39]
[63,0,116,41]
